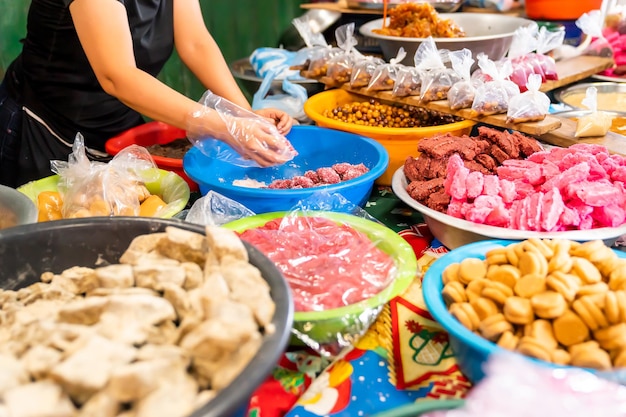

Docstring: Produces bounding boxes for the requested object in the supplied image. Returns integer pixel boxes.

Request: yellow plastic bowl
[304,89,476,185]
[17,169,190,219]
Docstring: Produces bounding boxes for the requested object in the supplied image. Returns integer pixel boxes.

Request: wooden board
[538,117,626,157]
[342,86,562,136]
[541,56,615,92]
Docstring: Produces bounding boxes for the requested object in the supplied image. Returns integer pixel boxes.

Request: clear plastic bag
[187,90,297,168]
[416,37,461,102]
[507,23,542,91]
[392,44,424,97]
[50,134,160,218]
[471,54,520,116]
[506,73,551,124]
[252,67,309,122]
[579,10,615,58]
[447,48,476,110]
[185,190,256,226]
[366,47,407,92]
[322,23,361,87]
[289,14,336,79]
[534,25,565,81]
[575,86,615,138]
[350,55,386,88]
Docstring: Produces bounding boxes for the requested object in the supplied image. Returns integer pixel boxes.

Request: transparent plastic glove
[187,90,297,168]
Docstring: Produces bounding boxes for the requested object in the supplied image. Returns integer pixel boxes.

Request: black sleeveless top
[5,0,174,151]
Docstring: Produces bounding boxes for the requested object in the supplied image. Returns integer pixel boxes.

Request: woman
[0,0,295,188]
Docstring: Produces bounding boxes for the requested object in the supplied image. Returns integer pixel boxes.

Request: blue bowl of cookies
[422,238,626,383]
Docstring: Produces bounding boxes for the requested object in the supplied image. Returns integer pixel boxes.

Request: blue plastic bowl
[183,125,389,214]
[422,239,626,383]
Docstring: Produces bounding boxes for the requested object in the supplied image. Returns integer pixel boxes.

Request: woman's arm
[69,0,294,165]
[172,0,295,133]
[172,0,251,109]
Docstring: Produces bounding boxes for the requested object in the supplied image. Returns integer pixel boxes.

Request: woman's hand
[221,115,296,167]
[254,108,295,135]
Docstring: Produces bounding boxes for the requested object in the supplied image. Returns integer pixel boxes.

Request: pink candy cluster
[445,144,626,231]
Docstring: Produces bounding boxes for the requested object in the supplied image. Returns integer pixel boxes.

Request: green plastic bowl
[224,211,418,346]
[371,399,465,417]
[17,169,190,219]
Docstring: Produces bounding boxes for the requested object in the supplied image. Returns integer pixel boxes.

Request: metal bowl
[391,167,626,249]
[553,82,626,113]
[0,183,37,230]
[0,217,294,417]
[229,57,325,97]
[347,0,464,13]
[359,13,534,65]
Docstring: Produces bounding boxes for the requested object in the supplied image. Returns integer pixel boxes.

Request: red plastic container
[524,0,602,21]
[105,121,198,191]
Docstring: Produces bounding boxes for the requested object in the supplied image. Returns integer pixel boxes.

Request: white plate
[391,167,626,249]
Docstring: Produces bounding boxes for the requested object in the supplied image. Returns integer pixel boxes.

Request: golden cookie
[482,281,514,305]
[497,330,519,351]
[505,244,520,267]
[571,256,602,284]
[479,313,513,341]
[608,260,626,291]
[572,295,609,330]
[485,247,509,265]
[605,290,626,324]
[594,323,626,351]
[503,296,534,325]
[569,340,600,356]
[530,291,567,319]
[442,281,468,306]
[552,310,589,346]
[486,264,521,289]
[576,282,609,298]
[449,302,481,331]
[470,297,499,321]
[569,239,606,259]
[613,348,626,368]
[525,238,555,259]
[596,255,623,281]
[548,241,573,274]
[458,258,487,285]
[442,262,461,285]
[546,270,580,302]
[551,349,571,366]
[570,346,612,370]
[528,319,558,350]
[465,278,490,303]
[519,250,548,278]
[517,336,552,362]
[514,274,547,298]
[588,244,618,269]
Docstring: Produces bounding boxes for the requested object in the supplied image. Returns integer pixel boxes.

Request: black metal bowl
[0,216,294,417]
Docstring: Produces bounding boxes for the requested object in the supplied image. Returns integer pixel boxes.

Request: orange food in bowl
[139,194,168,217]
[37,191,63,222]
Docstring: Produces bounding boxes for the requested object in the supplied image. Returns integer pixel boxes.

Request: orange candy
[37,191,64,222]
[139,194,167,217]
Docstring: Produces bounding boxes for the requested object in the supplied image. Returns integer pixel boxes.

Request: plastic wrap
[185,190,256,226]
[366,48,407,92]
[290,14,337,79]
[50,134,160,218]
[579,10,615,59]
[471,54,520,116]
[447,48,476,110]
[423,354,626,417]
[574,86,615,138]
[506,73,550,124]
[416,37,460,103]
[186,90,297,168]
[534,26,565,81]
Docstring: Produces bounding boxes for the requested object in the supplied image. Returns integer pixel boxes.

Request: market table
[240,184,473,417]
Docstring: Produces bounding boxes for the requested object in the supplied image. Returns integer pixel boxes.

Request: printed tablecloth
[242,186,472,417]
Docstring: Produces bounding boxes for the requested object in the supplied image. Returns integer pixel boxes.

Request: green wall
[1,0,305,101]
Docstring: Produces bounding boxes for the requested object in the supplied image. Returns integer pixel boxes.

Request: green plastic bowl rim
[223,211,417,322]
